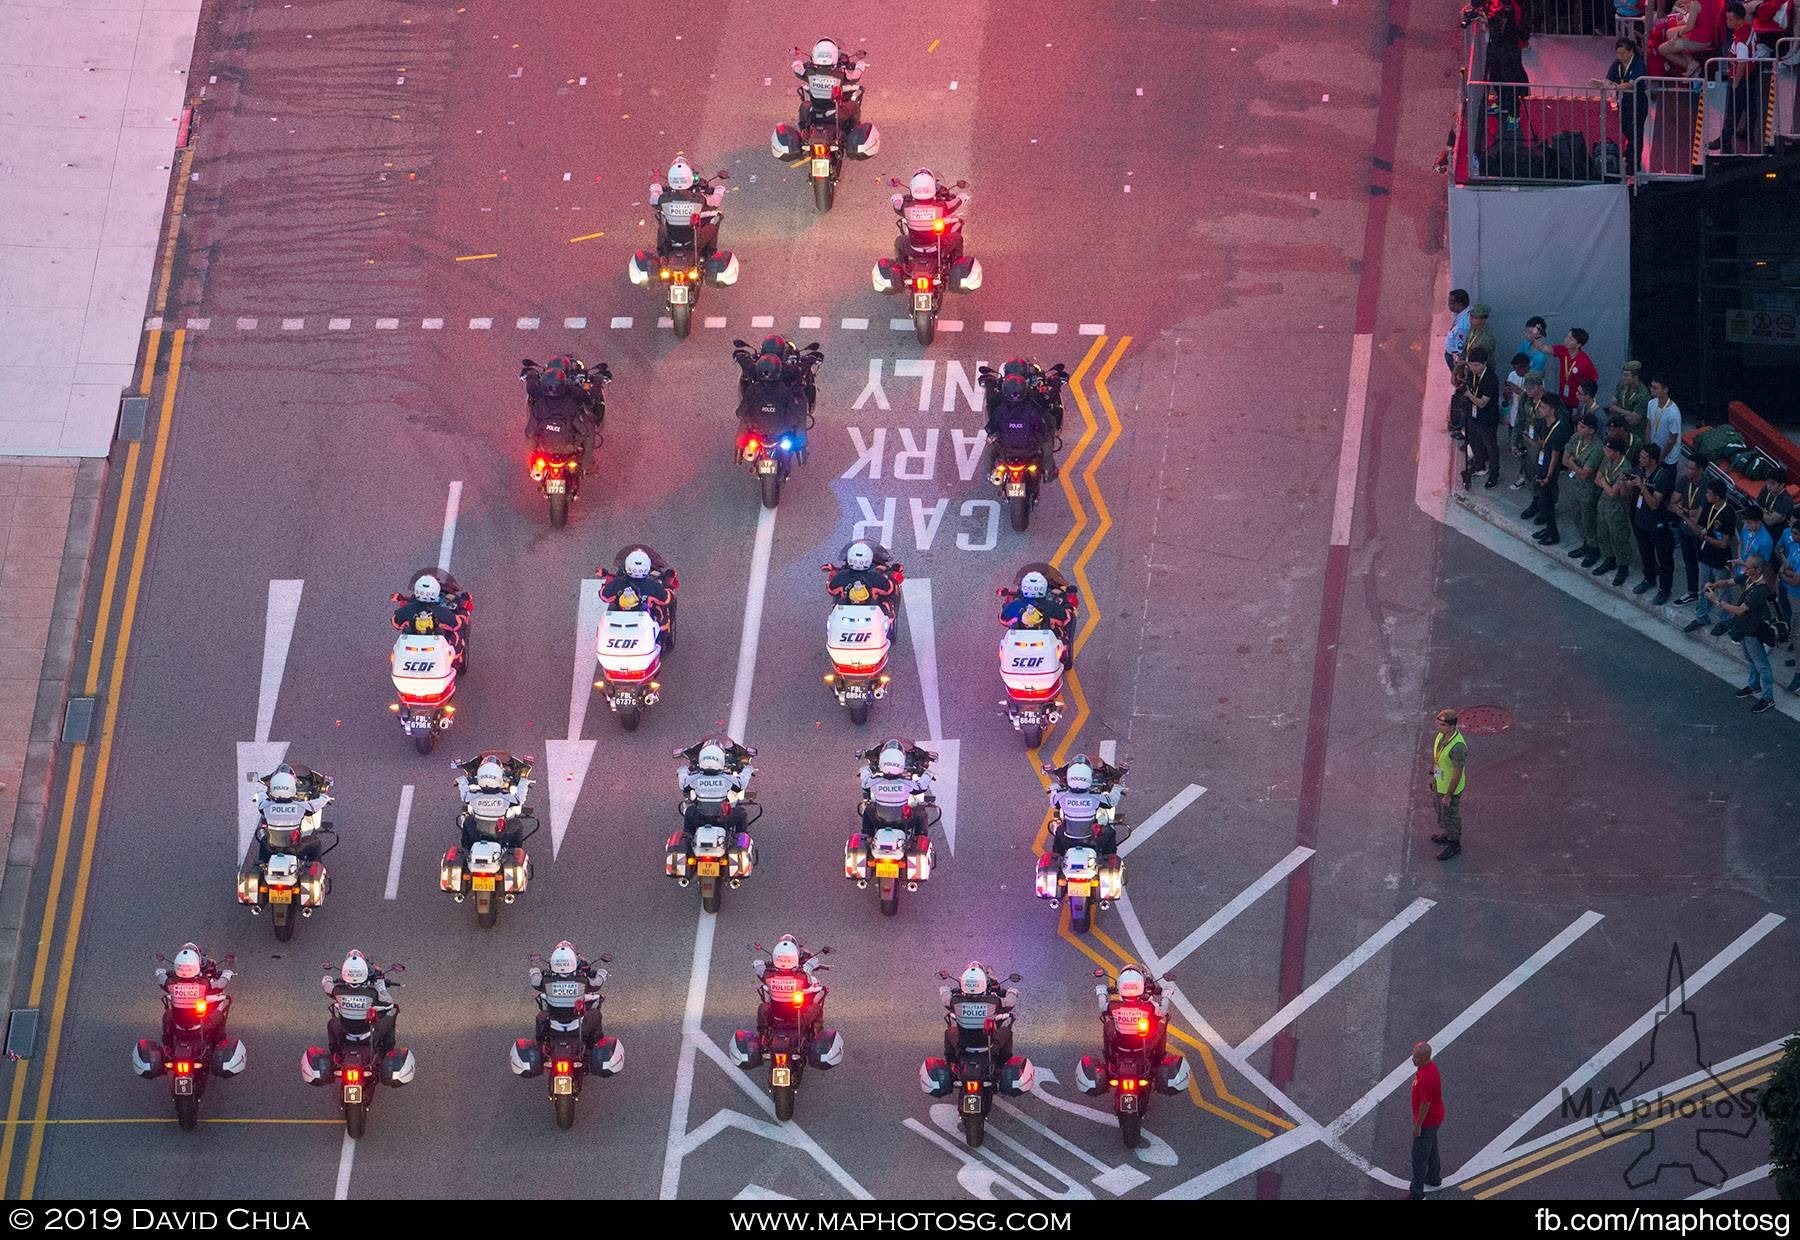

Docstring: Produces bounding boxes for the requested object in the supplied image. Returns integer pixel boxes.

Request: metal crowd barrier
[1521,0,1627,37]
[1701,55,1779,159]
[1461,77,1628,183]
[1779,38,1800,142]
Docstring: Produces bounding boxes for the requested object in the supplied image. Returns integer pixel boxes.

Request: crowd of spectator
[1443,288,1799,713]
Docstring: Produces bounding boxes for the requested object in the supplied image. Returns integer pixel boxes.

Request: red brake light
[194,999,207,1016]
[813,144,829,157]
[1122,1079,1137,1091]
[965,1080,979,1092]
[176,1061,192,1075]
[555,1060,571,1074]
[789,990,806,1006]
[345,1068,361,1083]
[1137,1016,1151,1034]
[915,276,930,291]
[932,218,946,233]
[774,1053,789,1066]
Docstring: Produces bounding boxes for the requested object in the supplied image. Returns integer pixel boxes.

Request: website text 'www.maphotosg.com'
[730,1211,1073,1234]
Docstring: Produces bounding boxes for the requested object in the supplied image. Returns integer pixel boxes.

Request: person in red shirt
[1646,9,1682,75]
[1410,1041,1446,1199]
[1548,328,1599,408]
[1745,0,1792,55]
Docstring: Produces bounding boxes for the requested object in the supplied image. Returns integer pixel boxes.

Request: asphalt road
[3,0,1795,1203]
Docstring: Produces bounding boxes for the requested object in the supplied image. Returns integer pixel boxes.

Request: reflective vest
[1433,731,1467,796]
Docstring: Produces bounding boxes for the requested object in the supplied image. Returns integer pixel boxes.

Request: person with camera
[1461,347,1504,491]
[1628,442,1678,605]
[1465,0,1531,127]
[1704,554,1778,713]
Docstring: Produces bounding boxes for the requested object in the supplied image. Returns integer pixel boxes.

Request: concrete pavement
[0,0,1793,1205]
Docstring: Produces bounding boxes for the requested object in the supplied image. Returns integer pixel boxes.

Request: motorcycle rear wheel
[272,904,293,942]
[1021,720,1046,750]
[1069,896,1092,934]
[548,490,568,528]
[344,1100,367,1139]
[672,302,693,338]
[878,879,899,917]
[617,702,642,732]
[847,698,870,726]
[1119,1112,1142,1150]
[701,878,721,915]
[962,1111,986,1148]
[760,471,782,509]
[773,1083,796,1122]
[476,893,498,929]
[554,1095,575,1130]
[913,309,936,346]
[174,1094,199,1132]
[812,176,835,214]
[414,728,436,755]
[1009,493,1031,531]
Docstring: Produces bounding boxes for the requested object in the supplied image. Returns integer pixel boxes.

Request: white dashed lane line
[147,313,1106,338]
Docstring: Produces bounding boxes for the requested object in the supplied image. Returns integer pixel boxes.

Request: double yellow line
[0,150,193,1200]
[1021,336,1293,1140]
[1459,1049,1783,1198]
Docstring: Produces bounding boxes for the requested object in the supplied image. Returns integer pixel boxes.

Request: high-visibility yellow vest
[1433,731,1467,796]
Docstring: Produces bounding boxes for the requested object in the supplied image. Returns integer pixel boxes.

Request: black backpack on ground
[1591,139,1624,179]
[1549,131,1590,180]
[1484,136,1546,179]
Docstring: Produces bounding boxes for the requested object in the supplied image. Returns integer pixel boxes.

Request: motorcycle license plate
[613,692,636,707]
[1005,482,1027,497]
[842,684,867,700]
[757,458,778,474]
[343,1084,364,1105]
[961,1093,983,1115]
[811,158,832,178]
[1118,1092,1139,1114]
[874,860,901,878]
[553,1075,574,1096]
[173,1076,195,1096]
[697,860,722,877]
[771,1067,792,1087]
[545,478,566,494]
[470,875,497,892]
[912,292,935,312]
[670,285,691,305]
[269,887,294,904]
[1066,881,1094,897]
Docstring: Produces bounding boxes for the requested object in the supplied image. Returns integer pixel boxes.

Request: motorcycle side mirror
[818,945,832,956]
[713,170,729,181]
[599,953,613,963]
[1093,967,1108,978]
[245,771,259,783]
[954,179,968,189]
[887,177,904,188]
[153,952,168,963]
[803,342,820,352]
[1008,973,1022,983]
[528,952,542,963]
[732,338,749,348]
[388,963,407,975]
[521,357,537,368]
[937,969,950,980]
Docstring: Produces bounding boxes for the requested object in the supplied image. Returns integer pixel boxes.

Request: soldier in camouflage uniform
[1604,360,1649,455]
[1519,389,1557,528]
[1561,412,1605,567]
[1593,433,1637,588]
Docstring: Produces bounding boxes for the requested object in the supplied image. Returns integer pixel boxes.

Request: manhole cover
[1455,705,1513,735]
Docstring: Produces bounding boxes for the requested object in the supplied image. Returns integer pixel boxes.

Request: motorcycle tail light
[774,1053,789,1066]
[194,1000,207,1016]
[933,219,946,233]
[1122,1079,1137,1091]
[813,144,828,157]
[345,1068,361,1084]
[789,991,805,1006]
[176,1061,192,1075]
[530,456,547,481]
[915,276,930,291]
[555,1060,571,1074]
[965,1080,979,1092]
[1138,1016,1151,1034]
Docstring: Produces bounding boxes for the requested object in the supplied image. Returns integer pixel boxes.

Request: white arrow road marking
[384,785,414,901]
[902,577,959,854]
[437,482,462,570]
[1156,847,1313,972]
[544,577,606,859]
[1025,1067,1179,1168]
[924,1104,1093,1199]
[334,1134,355,1199]
[1455,912,1783,1183]
[734,1185,794,1201]
[902,1117,1028,1199]
[991,1098,1151,1192]
[1117,784,1205,859]
[1235,897,1436,1056]
[237,579,302,858]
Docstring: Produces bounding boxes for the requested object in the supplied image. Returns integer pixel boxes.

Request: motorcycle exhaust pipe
[1048,898,1061,909]
[677,877,691,888]
[301,907,315,918]
[1100,899,1113,911]
[906,881,919,893]
[855,879,868,890]
[452,893,466,904]
[249,906,262,917]
[504,894,517,904]
[728,878,742,889]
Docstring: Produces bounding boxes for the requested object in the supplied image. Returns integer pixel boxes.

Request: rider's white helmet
[1066,762,1094,792]
[960,963,988,996]
[666,158,696,191]
[878,744,907,777]
[340,951,369,986]
[550,941,579,975]
[1117,968,1147,1000]
[811,38,840,66]
[698,743,727,773]
[412,574,442,604]
[909,170,938,201]
[477,759,506,790]
[268,770,298,800]
[845,541,874,571]
[173,944,203,980]
[771,936,801,971]
[624,549,654,579]
[1020,571,1049,600]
